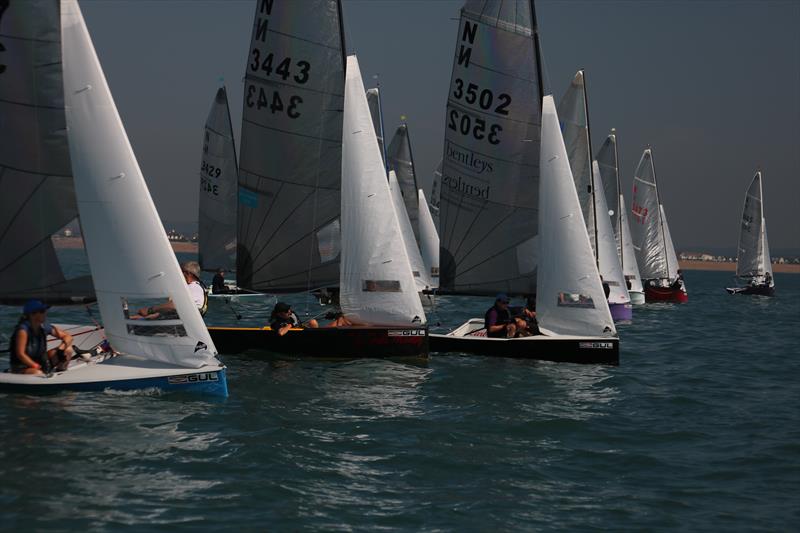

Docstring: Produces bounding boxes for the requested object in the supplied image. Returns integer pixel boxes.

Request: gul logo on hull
[168,372,220,385]
[578,342,614,350]
[388,330,426,337]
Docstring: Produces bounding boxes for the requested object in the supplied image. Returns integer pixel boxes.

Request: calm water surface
[1,258,798,531]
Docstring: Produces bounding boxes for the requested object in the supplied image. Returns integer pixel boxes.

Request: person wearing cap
[211,268,228,294]
[8,300,75,374]
[484,293,531,338]
[269,302,352,336]
[134,261,208,318]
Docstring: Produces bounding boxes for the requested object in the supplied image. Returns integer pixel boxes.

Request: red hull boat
[644,285,688,303]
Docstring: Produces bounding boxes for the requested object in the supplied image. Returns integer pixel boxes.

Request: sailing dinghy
[596,130,645,305]
[726,171,775,296]
[429,0,618,364]
[630,148,688,303]
[197,86,268,303]
[1,0,227,395]
[208,3,427,358]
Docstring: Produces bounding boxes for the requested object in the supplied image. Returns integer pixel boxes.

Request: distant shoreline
[53,236,198,254]
[51,237,798,274]
[679,260,799,274]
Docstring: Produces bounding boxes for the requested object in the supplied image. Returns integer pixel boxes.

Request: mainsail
[340,55,425,325]
[418,189,440,290]
[365,87,386,169]
[237,0,346,291]
[61,0,216,367]
[595,130,621,256]
[630,148,672,281]
[439,0,543,295]
[536,96,615,337]
[198,86,238,272]
[0,0,94,304]
[389,170,429,291]
[558,70,596,255]
[386,124,420,243]
[736,171,772,281]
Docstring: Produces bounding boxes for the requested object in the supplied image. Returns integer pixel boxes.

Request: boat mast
[650,147,671,279]
[530,0,545,109]
[581,69,599,267]
[612,128,623,271]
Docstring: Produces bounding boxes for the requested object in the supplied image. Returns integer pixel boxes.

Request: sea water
[0,252,798,531]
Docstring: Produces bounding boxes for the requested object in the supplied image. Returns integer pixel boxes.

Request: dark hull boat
[208,326,428,359]
[644,285,688,303]
[430,320,618,365]
[725,285,775,297]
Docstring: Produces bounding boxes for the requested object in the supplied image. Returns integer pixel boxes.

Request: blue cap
[495,293,510,303]
[23,299,50,315]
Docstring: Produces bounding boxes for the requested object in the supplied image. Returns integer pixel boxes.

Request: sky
[78,0,800,253]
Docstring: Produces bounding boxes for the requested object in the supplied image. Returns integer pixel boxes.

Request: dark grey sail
[199,86,238,272]
[0,0,94,304]
[386,123,420,243]
[439,0,543,295]
[595,129,621,257]
[237,0,346,291]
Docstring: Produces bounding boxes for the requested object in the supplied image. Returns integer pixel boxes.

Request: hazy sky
[79,0,800,252]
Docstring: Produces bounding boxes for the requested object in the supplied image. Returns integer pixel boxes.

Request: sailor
[764,272,772,286]
[485,293,530,338]
[134,261,208,318]
[270,302,318,336]
[671,269,685,290]
[8,300,75,374]
[211,268,227,294]
[600,275,611,300]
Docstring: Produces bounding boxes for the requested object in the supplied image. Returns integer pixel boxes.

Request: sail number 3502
[448,110,501,145]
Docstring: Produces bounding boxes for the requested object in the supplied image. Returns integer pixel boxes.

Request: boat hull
[645,285,688,303]
[725,285,775,296]
[609,302,633,322]
[629,291,646,305]
[208,326,429,359]
[0,324,228,397]
[429,320,618,365]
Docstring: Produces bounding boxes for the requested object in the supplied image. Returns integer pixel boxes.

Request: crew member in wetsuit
[270,302,319,336]
[9,300,75,374]
[671,269,685,290]
[211,268,227,294]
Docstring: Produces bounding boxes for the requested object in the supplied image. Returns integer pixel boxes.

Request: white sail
[761,223,773,283]
[660,204,680,280]
[198,86,238,272]
[340,56,425,325]
[558,70,596,255]
[630,148,670,280]
[366,88,386,169]
[619,193,645,295]
[0,0,94,304]
[536,96,615,337]
[593,161,630,305]
[61,0,216,368]
[736,171,772,281]
[418,189,440,290]
[388,171,430,291]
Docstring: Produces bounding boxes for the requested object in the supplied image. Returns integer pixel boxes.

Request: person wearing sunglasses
[8,300,75,374]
